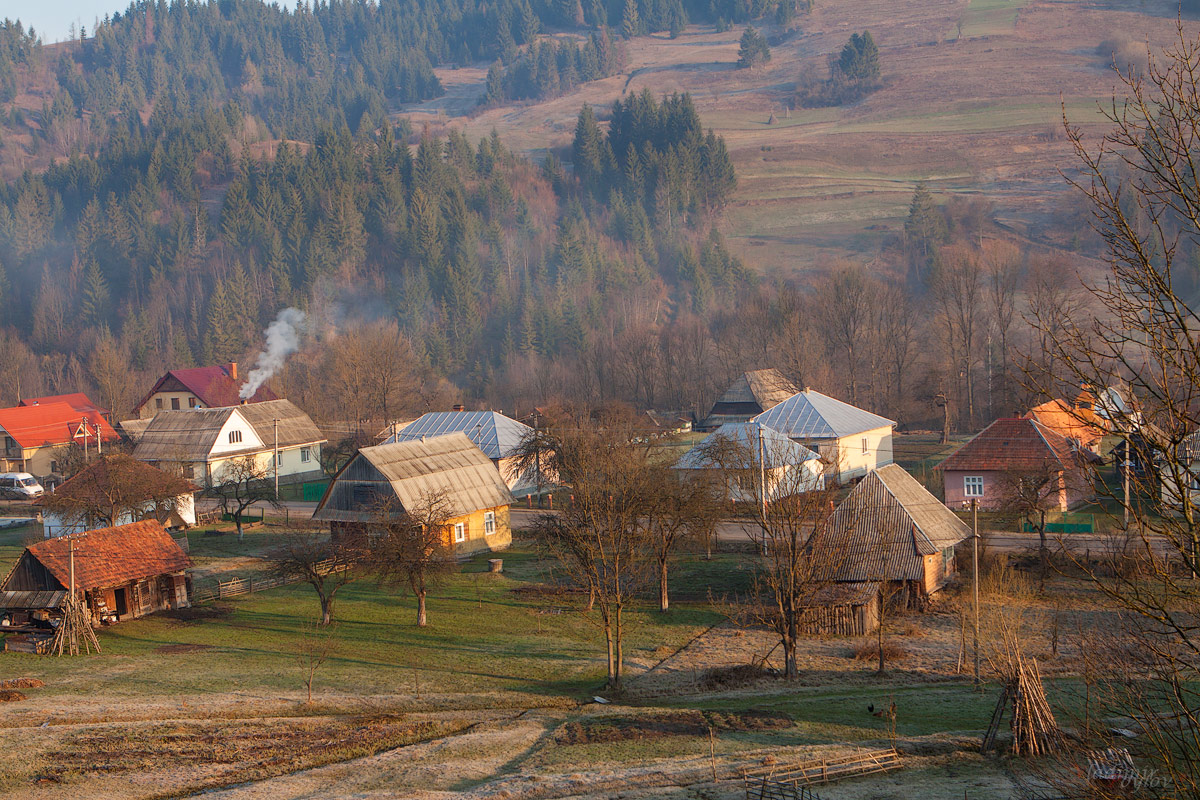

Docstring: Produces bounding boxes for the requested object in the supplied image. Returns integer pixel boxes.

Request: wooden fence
[743,748,901,798]
[190,559,348,604]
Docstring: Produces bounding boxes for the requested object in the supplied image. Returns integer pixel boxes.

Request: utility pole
[963,498,981,687]
[95,422,102,455]
[758,423,768,556]
[273,418,280,500]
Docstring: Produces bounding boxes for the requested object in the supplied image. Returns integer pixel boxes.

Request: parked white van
[0,473,44,500]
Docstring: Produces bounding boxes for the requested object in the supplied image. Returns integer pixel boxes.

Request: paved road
[196,500,1180,557]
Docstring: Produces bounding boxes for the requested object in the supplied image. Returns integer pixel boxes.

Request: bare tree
[521,421,655,691]
[645,465,720,612]
[981,239,1023,415]
[270,528,359,625]
[327,320,419,426]
[813,262,877,405]
[701,430,840,680]
[296,619,338,703]
[204,455,279,540]
[40,453,193,530]
[1019,25,1200,794]
[934,244,984,429]
[996,460,1072,589]
[372,491,456,627]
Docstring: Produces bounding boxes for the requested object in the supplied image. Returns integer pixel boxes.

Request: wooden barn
[826,464,971,606]
[312,433,514,557]
[0,520,191,628]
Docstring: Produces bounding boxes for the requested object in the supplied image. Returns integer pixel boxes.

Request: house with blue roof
[751,390,895,483]
[382,411,542,496]
[675,422,824,502]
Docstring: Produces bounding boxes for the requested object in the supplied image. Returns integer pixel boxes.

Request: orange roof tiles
[1023,399,1105,449]
[0,402,119,450]
[22,520,189,591]
[19,393,109,417]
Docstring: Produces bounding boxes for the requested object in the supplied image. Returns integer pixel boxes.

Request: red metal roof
[0,402,120,450]
[939,417,1085,473]
[134,364,278,414]
[21,520,189,591]
[19,393,109,417]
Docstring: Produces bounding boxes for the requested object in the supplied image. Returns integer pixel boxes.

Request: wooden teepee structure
[983,642,1060,756]
[50,540,100,657]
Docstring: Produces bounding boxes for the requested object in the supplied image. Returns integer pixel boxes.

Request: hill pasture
[401,0,1194,278]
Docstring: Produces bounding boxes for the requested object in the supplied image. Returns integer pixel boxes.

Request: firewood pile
[986,637,1061,757]
[51,593,101,656]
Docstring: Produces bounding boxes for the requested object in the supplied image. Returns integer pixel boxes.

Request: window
[484,511,496,535]
[454,522,466,542]
[171,398,180,410]
[228,430,242,444]
[183,464,195,480]
[50,461,59,474]
[964,476,984,497]
[188,396,198,408]
[155,398,164,410]
[300,447,311,463]
[861,438,869,454]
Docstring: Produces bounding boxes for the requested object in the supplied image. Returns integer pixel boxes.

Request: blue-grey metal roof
[384,411,532,460]
[675,422,820,470]
[752,390,895,440]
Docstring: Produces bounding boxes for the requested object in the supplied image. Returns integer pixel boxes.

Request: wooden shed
[800,581,881,636]
[826,464,971,606]
[0,520,190,626]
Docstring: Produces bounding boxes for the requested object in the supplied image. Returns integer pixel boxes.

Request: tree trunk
[604,623,616,689]
[320,594,332,626]
[417,590,427,627]
[235,516,244,541]
[659,559,669,612]
[614,605,624,690]
[585,583,595,612]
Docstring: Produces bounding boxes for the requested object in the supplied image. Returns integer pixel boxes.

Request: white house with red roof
[132,362,278,419]
[0,402,120,478]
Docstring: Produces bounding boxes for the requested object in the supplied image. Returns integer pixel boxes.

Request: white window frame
[300,447,311,463]
[964,475,984,497]
[484,511,496,535]
[453,522,466,542]
[229,430,242,444]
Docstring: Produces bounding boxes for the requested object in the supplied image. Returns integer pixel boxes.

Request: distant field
[407,0,1190,276]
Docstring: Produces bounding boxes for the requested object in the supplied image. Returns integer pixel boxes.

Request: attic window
[229,430,243,444]
[861,437,868,455]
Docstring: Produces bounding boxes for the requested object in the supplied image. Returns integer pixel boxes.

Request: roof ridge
[870,467,937,552]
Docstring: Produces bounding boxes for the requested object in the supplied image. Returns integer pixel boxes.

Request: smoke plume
[240,307,306,400]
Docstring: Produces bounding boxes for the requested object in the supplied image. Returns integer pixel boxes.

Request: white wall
[831,425,894,482]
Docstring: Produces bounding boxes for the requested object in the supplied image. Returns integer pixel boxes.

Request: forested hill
[0,86,745,420]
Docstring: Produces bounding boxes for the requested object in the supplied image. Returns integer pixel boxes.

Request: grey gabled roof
[132,399,324,462]
[825,464,969,582]
[384,411,532,460]
[752,390,895,440]
[312,432,513,523]
[675,422,819,470]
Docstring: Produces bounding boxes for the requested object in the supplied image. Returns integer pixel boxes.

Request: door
[114,588,128,616]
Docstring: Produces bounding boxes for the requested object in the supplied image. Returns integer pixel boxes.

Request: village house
[0,401,120,478]
[940,417,1095,511]
[19,393,111,422]
[1158,430,1200,514]
[313,433,514,558]
[674,421,824,502]
[0,520,190,627]
[383,410,541,496]
[38,454,197,538]
[700,368,798,430]
[132,399,326,486]
[751,389,895,483]
[826,464,971,604]
[1023,397,1106,454]
[131,362,278,419]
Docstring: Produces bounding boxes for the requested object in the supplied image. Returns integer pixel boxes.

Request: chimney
[229,362,238,381]
[452,404,465,412]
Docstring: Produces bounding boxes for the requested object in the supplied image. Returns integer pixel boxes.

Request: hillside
[404,0,1188,276]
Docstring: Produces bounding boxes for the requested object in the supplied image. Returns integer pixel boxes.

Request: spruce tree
[737,26,770,68]
[621,0,640,39]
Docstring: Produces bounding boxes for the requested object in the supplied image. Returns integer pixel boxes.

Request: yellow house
[0,401,121,478]
[312,433,513,557]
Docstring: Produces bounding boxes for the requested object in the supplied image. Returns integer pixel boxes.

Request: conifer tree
[621,0,640,39]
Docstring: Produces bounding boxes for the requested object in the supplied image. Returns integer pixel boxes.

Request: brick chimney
[228,362,238,381]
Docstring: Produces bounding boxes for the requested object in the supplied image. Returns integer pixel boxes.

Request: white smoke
[240,307,306,400]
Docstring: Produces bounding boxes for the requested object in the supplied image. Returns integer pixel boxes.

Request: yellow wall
[446,505,511,557]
